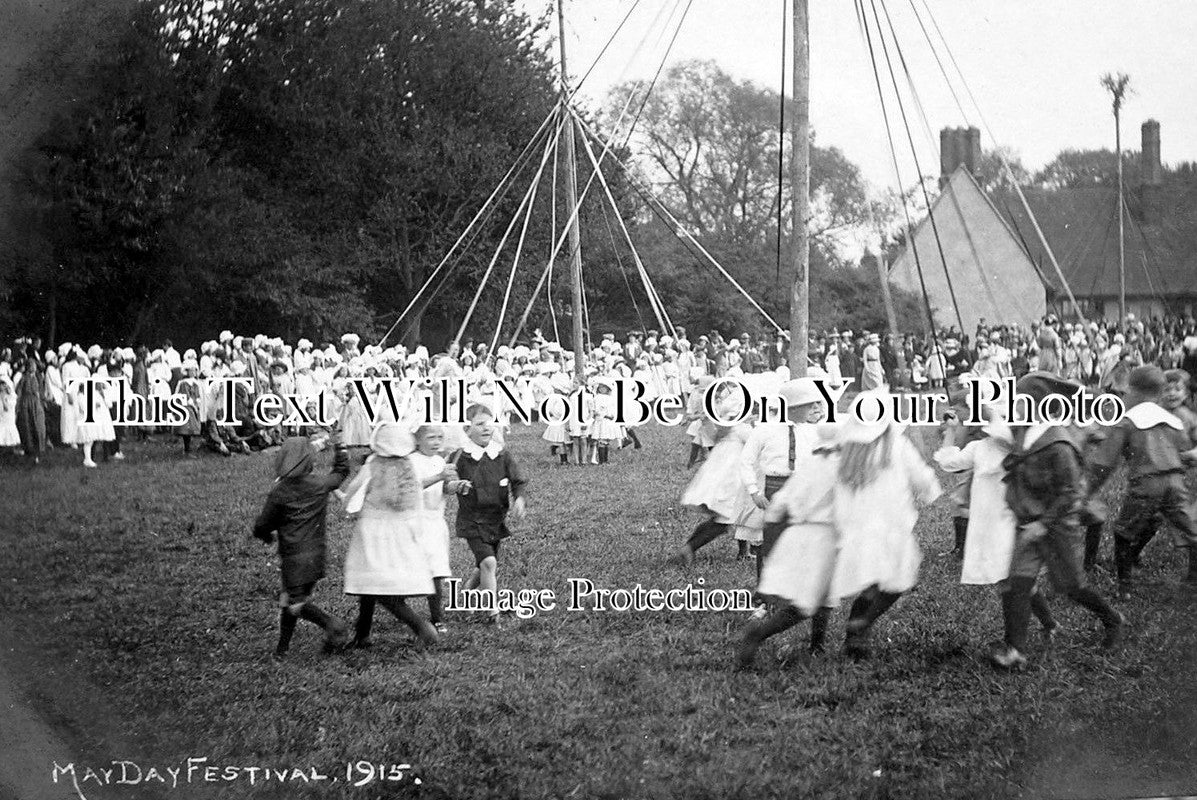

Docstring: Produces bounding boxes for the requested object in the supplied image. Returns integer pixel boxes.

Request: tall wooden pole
[1116,105,1126,324]
[557,0,586,377]
[788,0,809,376]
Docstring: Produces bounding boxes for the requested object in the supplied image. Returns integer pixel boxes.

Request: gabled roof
[991,182,1197,299]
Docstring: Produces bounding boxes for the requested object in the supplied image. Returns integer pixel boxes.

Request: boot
[298,604,349,652]
[1030,590,1058,642]
[1067,586,1124,649]
[378,597,439,647]
[844,589,877,660]
[627,428,642,449]
[952,517,968,558]
[809,607,831,655]
[686,443,701,469]
[1001,576,1035,655]
[598,445,609,464]
[1113,537,1135,598]
[1083,522,1104,570]
[559,451,569,465]
[735,607,805,669]
[275,610,299,659]
[353,597,376,647]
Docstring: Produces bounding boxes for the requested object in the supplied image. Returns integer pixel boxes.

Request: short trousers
[466,537,501,565]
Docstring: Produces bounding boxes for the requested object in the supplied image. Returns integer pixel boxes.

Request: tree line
[5,0,1182,350]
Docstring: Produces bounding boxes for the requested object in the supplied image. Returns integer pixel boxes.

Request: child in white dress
[342,423,439,648]
[831,392,941,659]
[409,425,460,633]
[684,375,717,468]
[0,377,20,449]
[541,372,573,464]
[737,426,840,667]
[589,379,622,465]
[934,411,1058,639]
[673,420,756,565]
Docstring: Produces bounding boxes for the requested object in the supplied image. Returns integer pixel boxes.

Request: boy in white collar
[451,404,528,626]
[1088,365,1197,598]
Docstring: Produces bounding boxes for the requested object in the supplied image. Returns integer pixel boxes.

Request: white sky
[522,0,1197,195]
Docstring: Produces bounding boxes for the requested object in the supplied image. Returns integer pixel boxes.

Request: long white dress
[831,431,941,597]
[680,423,759,529]
[59,359,90,444]
[757,447,840,615]
[409,451,453,579]
[342,457,436,596]
[933,430,1017,585]
[73,372,116,444]
[0,384,19,446]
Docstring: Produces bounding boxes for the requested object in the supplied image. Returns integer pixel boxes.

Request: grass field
[2,423,1197,800]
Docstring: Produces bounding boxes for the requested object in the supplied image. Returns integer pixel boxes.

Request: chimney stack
[1141,119,1162,224]
[1141,120,1162,185]
[939,126,982,188]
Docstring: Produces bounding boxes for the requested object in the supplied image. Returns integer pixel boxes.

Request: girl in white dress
[338,363,375,447]
[0,377,20,449]
[409,425,458,633]
[342,423,438,648]
[824,341,843,388]
[541,372,573,464]
[737,426,841,667]
[59,348,90,448]
[684,374,717,468]
[830,392,941,658]
[589,379,622,465]
[933,410,1057,636]
[74,366,116,468]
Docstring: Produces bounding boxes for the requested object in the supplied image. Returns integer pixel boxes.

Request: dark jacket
[1089,403,1189,491]
[253,439,350,587]
[451,448,526,538]
[1004,426,1084,533]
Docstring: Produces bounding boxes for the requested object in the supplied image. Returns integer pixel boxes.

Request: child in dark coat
[994,372,1123,670]
[1088,365,1197,598]
[253,431,351,658]
[451,404,527,626]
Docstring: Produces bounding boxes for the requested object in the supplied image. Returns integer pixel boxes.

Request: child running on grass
[253,430,351,659]
[451,403,527,627]
[736,425,841,668]
[409,424,462,634]
[994,372,1124,670]
[1087,365,1197,599]
[830,391,942,660]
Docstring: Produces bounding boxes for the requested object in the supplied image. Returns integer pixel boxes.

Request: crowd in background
[1,312,1195,466]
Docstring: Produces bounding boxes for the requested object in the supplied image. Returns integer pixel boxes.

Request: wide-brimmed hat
[1015,371,1084,403]
[371,423,415,457]
[779,377,822,408]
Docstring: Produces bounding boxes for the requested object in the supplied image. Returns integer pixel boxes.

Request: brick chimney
[939,126,982,188]
[1141,119,1162,224]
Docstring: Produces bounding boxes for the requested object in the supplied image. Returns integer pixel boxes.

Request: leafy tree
[607,59,867,247]
[9,0,561,347]
[1033,148,1140,190]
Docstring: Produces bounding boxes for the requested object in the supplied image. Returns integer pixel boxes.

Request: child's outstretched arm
[319,432,351,491]
[1087,420,1129,492]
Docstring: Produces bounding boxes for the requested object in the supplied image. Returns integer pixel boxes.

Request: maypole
[556,0,587,377]
[789,0,809,376]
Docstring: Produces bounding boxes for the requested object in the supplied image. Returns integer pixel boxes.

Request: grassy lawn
[2,423,1196,799]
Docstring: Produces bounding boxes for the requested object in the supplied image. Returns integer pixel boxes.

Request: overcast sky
[522,0,1197,195]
